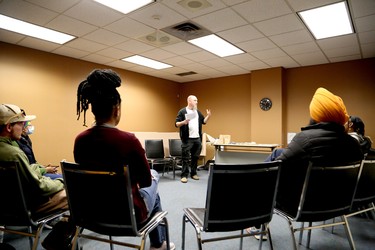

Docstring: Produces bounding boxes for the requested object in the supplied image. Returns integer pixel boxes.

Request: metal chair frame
[0,161,68,250]
[145,139,173,177]
[168,138,182,179]
[61,161,171,250]
[182,161,281,250]
[274,160,363,250]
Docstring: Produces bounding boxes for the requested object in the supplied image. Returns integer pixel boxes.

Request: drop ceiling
[0,0,374,83]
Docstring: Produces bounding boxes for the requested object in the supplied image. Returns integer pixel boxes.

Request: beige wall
[1,42,375,166]
[0,42,180,164]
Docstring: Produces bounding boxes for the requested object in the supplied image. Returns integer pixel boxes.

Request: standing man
[175,95,211,183]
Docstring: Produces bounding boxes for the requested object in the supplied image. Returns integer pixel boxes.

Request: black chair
[168,138,182,179]
[145,139,173,177]
[274,160,363,250]
[182,161,281,250]
[60,161,171,250]
[0,161,68,250]
[344,159,375,223]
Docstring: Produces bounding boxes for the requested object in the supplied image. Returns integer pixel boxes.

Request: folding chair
[0,161,68,250]
[168,138,182,179]
[182,161,281,250]
[61,161,171,250]
[344,159,375,222]
[145,139,173,177]
[274,160,363,250]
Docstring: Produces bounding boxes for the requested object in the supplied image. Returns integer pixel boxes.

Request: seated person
[0,104,67,218]
[249,87,363,239]
[73,69,175,250]
[275,87,363,214]
[347,115,375,159]
[16,115,62,179]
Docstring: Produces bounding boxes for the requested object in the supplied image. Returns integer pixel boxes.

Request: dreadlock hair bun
[87,69,121,89]
[77,69,122,126]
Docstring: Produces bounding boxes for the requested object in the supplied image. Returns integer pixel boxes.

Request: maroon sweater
[74,125,151,223]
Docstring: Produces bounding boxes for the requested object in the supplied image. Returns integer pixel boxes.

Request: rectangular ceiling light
[0,14,75,44]
[94,0,155,14]
[188,34,244,57]
[298,1,354,40]
[122,55,173,70]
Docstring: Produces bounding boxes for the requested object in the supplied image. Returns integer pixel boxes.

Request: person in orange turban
[309,87,349,126]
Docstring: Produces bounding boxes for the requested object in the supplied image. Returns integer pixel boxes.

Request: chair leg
[162,217,171,250]
[342,215,356,250]
[306,222,312,249]
[70,226,81,250]
[27,226,34,250]
[298,222,304,245]
[288,220,298,250]
[240,229,243,250]
[0,227,4,243]
[181,215,186,250]
[172,159,176,180]
[266,225,274,250]
[258,224,264,250]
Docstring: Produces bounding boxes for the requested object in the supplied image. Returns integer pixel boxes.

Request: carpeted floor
[2,167,375,249]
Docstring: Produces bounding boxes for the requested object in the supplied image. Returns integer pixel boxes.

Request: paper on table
[185,112,197,120]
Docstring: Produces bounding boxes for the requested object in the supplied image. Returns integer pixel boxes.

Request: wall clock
[259,97,272,111]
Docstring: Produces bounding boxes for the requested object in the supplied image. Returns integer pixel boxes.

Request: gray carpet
[2,168,375,249]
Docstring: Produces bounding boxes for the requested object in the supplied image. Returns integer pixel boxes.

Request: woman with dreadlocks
[74,69,175,250]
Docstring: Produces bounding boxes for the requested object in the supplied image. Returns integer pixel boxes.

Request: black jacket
[175,107,206,143]
[276,122,364,215]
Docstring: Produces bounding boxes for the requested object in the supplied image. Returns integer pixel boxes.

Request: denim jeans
[138,169,165,247]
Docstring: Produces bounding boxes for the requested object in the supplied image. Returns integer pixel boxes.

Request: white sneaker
[246,227,267,240]
[150,241,175,250]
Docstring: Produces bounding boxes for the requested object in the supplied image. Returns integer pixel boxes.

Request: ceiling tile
[233,0,292,23]
[254,14,304,36]
[193,8,247,33]
[0,0,372,83]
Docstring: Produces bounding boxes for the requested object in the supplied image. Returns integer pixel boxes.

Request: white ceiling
[1,0,374,83]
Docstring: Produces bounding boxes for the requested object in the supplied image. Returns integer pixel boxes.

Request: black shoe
[42,220,75,250]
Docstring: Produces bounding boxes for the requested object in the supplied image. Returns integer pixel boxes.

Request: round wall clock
[259,97,272,111]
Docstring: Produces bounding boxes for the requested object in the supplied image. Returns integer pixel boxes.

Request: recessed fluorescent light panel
[0,14,75,44]
[298,1,354,40]
[94,0,155,14]
[122,55,173,70]
[188,34,244,57]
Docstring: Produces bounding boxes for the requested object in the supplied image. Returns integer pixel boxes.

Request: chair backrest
[295,160,363,222]
[204,161,281,232]
[353,159,375,205]
[145,139,165,159]
[168,138,182,157]
[61,161,138,236]
[0,161,35,226]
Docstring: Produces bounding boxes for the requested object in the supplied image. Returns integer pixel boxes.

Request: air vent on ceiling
[162,21,211,41]
[174,22,200,32]
[176,71,197,76]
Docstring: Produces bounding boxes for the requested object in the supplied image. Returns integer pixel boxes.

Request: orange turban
[309,87,349,125]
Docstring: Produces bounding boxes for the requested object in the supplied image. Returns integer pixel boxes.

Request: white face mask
[26,125,35,135]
